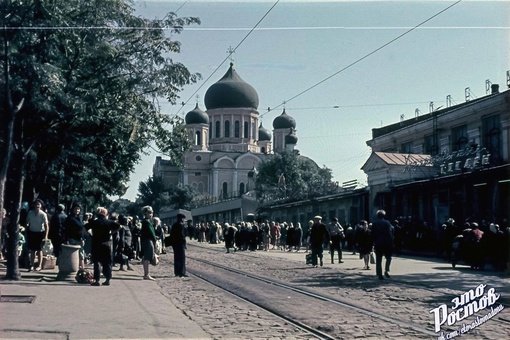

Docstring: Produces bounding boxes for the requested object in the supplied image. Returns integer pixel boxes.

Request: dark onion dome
[185,103,209,125]
[272,109,296,129]
[285,128,298,145]
[258,123,271,141]
[204,63,259,110]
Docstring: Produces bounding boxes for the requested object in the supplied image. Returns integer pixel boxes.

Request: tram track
[187,254,437,339]
[185,243,509,338]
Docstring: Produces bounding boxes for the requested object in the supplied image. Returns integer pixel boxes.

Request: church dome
[204,63,259,110]
[272,109,296,129]
[185,104,209,125]
[258,123,271,141]
[285,128,298,145]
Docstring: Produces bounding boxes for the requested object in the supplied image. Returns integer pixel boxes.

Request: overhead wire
[260,0,463,118]
[172,0,281,117]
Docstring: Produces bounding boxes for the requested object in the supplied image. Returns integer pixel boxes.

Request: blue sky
[123,0,510,201]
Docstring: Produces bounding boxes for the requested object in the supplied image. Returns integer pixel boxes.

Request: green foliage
[1,0,199,207]
[255,150,338,204]
[137,176,196,213]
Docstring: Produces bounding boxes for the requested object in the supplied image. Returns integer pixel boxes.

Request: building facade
[362,83,510,227]
[153,63,304,223]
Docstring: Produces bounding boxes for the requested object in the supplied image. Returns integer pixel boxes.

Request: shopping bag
[370,252,376,264]
[41,255,56,269]
[305,253,312,265]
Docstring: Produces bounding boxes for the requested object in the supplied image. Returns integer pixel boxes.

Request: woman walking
[140,206,157,281]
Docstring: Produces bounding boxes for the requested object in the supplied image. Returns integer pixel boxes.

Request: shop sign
[403,147,490,175]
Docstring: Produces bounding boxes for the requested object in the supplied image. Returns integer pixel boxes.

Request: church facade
[154,63,301,223]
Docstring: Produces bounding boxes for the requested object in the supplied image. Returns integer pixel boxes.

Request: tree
[255,150,338,204]
[0,0,200,279]
[168,183,196,210]
[137,176,169,216]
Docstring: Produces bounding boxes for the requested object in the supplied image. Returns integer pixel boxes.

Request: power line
[262,0,463,118]
[172,0,281,117]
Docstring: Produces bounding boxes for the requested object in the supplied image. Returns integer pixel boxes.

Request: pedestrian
[293,222,303,252]
[224,222,238,253]
[49,204,66,259]
[309,216,330,267]
[371,210,394,280]
[169,213,188,277]
[64,203,86,269]
[270,221,280,250]
[85,207,121,286]
[117,214,134,271]
[26,199,49,272]
[140,206,157,280]
[327,217,344,264]
[356,220,372,270]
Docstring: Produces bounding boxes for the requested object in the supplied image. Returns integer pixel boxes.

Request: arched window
[215,121,220,138]
[224,120,230,138]
[261,146,266,154]
[209,122,212,140]
[222,182,228,199]
[234,121,240,138]
[239,182,245,196]
[244,121,249,138]
[195,131,201,145]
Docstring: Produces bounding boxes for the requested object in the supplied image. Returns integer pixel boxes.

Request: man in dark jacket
[49,204,67,258]
[85,207,121,286]
[169,213,188,277]
[371,210,394,280]
[309,216,330,267]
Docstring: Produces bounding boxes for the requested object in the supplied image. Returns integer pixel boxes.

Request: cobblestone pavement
[149,243,509,339]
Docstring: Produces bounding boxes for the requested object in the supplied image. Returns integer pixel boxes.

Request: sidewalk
[0,260,210,340]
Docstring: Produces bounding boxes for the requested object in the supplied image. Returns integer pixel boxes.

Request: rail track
[187,253,437,339]
[179,242,509,339]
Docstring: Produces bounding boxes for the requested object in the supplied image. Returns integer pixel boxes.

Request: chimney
[491,84,499,94]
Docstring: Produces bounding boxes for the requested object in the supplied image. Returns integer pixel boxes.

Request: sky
[123,0,510,201]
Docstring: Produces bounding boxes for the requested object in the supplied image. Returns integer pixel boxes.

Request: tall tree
[255,150,338,204]
[0,0,200,279]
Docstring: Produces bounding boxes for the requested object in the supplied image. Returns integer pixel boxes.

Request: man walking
[309,216,329,267]
[85,207,121,286]
[327,217,344,264]
[169,213,188,277]
[371,210,394,280]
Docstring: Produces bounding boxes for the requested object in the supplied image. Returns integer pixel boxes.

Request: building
[362,82,510,227]
[153,63,309,223]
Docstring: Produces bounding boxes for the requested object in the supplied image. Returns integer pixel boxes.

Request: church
[153,63,306,223]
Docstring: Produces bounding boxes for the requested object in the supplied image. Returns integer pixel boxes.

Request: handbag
[151,253,159,266]
[155,239,162,255]
[41,239,53,256]
[305,253,312,265]
[370,252,376,264]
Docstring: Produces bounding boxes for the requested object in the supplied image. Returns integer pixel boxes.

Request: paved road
[1,244,508,339]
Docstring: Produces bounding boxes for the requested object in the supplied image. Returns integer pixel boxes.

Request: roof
[361,152,433,172]
[373,152,432,166]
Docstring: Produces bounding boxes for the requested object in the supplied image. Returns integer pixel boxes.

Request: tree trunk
[3,122,25,280]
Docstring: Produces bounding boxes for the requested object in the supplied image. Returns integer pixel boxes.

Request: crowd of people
[184,212,509,277]
[0,200,190,285]
[1,201,509,284]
